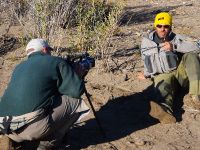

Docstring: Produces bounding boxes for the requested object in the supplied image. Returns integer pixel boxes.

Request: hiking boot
[0,135,12,150]
[149,101,176,124]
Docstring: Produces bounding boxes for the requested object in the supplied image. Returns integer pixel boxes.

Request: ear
[41,47,48,53]
[42,47,51,54]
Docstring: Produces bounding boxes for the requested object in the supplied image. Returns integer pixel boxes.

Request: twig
[108,142,119,150]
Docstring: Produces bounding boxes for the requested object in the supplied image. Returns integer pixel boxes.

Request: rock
[124,74,129,81]
[126,141,137,148]
[134,138,146,146]
[135,32,141,37]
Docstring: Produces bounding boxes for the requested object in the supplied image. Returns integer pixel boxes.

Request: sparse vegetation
[2,0,124,55]
[1,0,200,149]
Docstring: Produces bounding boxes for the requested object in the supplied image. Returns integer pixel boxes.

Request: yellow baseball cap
[154,12,172,27]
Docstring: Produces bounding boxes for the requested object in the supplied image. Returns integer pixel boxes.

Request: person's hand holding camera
[73,62,88,79]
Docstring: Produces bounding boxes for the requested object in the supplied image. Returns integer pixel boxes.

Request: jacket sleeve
[57,61,84,99]
[140,36,159,77]
[173,34,200,53]
[141,37,150,77]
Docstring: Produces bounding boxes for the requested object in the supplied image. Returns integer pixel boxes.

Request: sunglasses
[156,25,170,29]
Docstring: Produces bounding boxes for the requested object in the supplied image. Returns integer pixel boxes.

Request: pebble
[135,32,141,37]
[124,74,129,81]
[134,138,146,146]
[126,141,137,148]
[190,113,195,119]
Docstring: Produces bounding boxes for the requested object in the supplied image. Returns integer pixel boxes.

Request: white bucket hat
[26,39,52,55]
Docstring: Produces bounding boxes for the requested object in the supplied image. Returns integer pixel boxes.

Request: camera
[78,56,95,71]
[62,52,95,71]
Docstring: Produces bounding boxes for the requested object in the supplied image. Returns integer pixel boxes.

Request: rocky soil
[1,0,200,150]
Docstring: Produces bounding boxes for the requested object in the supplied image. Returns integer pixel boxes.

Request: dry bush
[2,0,78,43]
[1,0,125,71]
[66,0,125,71]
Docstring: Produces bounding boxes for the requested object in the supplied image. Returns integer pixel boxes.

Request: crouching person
[0,39,90,149]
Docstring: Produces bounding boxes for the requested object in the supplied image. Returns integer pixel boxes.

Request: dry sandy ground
[1,0,200,150]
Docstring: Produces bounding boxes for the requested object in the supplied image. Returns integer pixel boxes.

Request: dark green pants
[153,53,200,109]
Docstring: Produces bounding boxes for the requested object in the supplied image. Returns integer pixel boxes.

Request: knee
[183,53,199,59]
[182,53,199,64]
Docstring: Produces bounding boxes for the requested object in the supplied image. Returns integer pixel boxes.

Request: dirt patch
[1,0,200,150]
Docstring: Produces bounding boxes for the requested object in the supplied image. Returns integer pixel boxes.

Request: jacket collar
[148,30,176,42]
[28,51,47,58]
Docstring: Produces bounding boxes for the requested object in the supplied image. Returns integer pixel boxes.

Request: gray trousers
[7,95,89,147]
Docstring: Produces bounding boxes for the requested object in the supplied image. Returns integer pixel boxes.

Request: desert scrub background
[1,0,125,59]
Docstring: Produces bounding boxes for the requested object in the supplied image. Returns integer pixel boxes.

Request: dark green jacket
[0,52,84,116]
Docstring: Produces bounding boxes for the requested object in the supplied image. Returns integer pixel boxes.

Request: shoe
[0,135,12,150]
[149,101,176,124]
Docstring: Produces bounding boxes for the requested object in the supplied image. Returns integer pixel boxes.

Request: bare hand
[161,41,173,51]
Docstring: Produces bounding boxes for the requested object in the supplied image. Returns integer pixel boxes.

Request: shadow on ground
[119,5,181,26]
[67,82,186,149]
[67,84,159,149]
[0,36,20,57]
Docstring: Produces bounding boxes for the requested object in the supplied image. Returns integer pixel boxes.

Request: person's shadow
[66,84,159,149]
[12,83,186,149]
